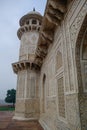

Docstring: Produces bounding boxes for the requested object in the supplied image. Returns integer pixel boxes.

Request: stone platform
[0,111,43,130]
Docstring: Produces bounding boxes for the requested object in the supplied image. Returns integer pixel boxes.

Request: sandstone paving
[0,111,43,130]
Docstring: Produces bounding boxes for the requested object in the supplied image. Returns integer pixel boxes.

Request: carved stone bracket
[34,57,43,67]
[12,60,40,74]
[46,13,60,26]
[48,6,64,20]
[49,0,67,13]
[34,0,67,69]
[42,29,54,41]
[46,0,67,25]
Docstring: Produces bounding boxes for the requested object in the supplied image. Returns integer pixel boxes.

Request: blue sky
[0,0,47,99]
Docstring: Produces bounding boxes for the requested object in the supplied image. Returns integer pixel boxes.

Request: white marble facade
[12,0,87,130]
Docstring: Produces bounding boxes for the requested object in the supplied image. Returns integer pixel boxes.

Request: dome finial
[33,8,35,11]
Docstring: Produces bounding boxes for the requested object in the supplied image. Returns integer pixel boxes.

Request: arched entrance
[42,74,46,113]
[76,14,87,130]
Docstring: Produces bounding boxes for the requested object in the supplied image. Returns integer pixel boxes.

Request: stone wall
[14,69,40,120]
[19,31,39,61]
[39,0,87,130]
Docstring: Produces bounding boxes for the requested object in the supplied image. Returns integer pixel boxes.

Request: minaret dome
[17,10,42,40]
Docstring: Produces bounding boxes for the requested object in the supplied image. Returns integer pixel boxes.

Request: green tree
[5,89,16,107]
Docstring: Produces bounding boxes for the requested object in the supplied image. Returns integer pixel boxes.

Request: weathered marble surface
[12,0,87,130]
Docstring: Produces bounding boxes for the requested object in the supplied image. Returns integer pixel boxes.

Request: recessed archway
[76,14,87,130]
[42,74,46,113]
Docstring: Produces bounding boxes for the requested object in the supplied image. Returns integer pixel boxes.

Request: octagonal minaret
[12,9,42,120]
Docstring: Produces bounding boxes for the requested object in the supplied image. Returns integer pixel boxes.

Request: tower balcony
[12,60,40,74]
[17,25,41,40]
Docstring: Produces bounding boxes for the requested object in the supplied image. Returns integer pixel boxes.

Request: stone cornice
[34,0,67,67]
[12,60,40,74]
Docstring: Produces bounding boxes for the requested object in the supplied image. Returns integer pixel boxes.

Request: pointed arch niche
[42,74,46,113]
[76,14,87,130]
